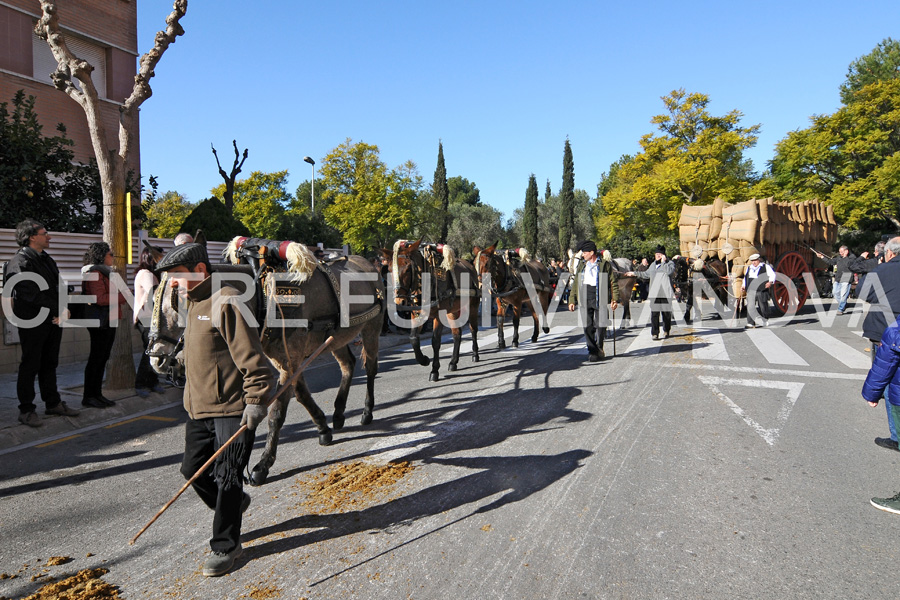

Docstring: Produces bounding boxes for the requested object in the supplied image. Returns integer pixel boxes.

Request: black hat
[655,244,666,255]
[156,243,210,272]
[576,240,597,253]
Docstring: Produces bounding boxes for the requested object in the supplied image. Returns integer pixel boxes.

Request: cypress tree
[558,138,575,257]
[434,141,450,241]
[545,178,552,200]
[523,174,539,253]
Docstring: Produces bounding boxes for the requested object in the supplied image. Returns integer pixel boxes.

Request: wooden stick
[130,335,335,545]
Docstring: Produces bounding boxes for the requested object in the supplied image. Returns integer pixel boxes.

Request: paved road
[0,299,897,599]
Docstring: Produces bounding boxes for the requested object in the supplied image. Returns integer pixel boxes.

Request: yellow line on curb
[37,434,82,447]
[104,416,178,429]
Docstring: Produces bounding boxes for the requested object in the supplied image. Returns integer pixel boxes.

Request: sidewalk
[0,331,413,453]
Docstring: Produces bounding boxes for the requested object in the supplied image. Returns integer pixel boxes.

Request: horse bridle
[476,250,520,299]
[146,276,186,385]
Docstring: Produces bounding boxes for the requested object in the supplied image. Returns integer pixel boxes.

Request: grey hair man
[174,232,194,246]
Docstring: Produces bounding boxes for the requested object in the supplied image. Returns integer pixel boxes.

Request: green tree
[559,138,576,257]
[595,89,759,245]
[433,141,450,241]
[142,189,194,238]
[770,78,900,230]
[211,170,292,238]
[448,203,506,259]
[513,188,595,261]
[545,179,552,200]
[320,139,421,252]
[523,174,539,252]
[276,213,342,248]
[180,197,248,242]
[294,179,329,213]
[448,176,481,206]
[840,37,900,104]
[0,90,102,231]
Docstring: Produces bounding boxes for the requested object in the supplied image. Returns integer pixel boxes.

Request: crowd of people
[9,216,900,574]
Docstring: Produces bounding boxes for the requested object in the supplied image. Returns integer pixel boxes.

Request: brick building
[0,0,139,175]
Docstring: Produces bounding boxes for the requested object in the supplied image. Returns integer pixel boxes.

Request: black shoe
[663,331,670,339]
[82,396,107,409]
[98,395,116,407]
[587,354,601,363]
[875,437,900,452]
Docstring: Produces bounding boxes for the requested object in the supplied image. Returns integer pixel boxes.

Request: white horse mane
[517,247,531,262]
[440,244,456,271]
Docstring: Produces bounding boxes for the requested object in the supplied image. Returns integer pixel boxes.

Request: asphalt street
[0,298,896,599]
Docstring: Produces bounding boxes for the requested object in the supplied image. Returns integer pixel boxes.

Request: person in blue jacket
[862,314,900,514]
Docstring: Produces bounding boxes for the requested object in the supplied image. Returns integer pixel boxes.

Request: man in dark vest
[742,253,775,328]
[569,240,619,361]
[4,218,79,427]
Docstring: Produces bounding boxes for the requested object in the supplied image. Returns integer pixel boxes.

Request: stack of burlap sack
[678,197,837,299]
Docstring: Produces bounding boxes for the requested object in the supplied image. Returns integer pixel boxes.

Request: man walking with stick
[569,241,619,362]
[155,243,277,577]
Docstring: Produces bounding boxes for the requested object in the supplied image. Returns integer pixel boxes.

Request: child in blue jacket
[862,315,900,514]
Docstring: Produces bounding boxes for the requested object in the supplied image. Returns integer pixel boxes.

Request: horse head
[390,239,424,308]
[472,243,505,292]
[147,272,187,386]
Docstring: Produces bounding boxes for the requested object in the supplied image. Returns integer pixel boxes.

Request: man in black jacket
[814,245,856,315]
[4,219,79,427]
[861,237,900,452]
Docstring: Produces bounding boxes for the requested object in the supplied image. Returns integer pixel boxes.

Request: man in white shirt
[742,253,776,328]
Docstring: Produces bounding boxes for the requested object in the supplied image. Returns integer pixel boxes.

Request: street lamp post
[303,156,316,213]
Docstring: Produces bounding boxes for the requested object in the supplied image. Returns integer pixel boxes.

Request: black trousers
[17,319,62,413]
[582,287,606,357]
[650,298,672,337]
[182,416,253,553]
[134,323,160,389]
[83,326,117,399]
[747,287,769,326]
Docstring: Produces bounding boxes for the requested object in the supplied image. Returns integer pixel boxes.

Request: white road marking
[691,327,729,361]
[698,376,805,446]
[746,328,808,366]
[662,362,865,380]
[797,329,871,369]
[624,327,663,357]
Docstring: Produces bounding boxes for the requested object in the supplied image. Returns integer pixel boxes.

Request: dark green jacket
[570,257,619,306]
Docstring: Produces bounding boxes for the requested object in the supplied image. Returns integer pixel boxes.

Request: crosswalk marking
[691,327,729,361]
[796,330,871,369]
[746,328,808,366]
[625,327,663,356]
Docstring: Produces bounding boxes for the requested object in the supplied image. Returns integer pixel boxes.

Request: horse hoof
[333,414,345,431]
[543,327,550,333]
[429,372,440,382]
[318,431,333,446]
[360,412,373,426]
[512,341,519,348]
[498,342,506,349]
[448,363,457,372]
[248,467,269,487]
[472,355,479,363]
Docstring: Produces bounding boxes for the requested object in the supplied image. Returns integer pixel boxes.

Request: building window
[32,33,107,98]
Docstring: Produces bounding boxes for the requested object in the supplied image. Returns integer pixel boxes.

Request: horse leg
[448,318,462,372]
[429,317,443,382]
[511,303,521,348]
[360,320,380,425]
[292,375,333,446]
[496,299,507,349]
[530,306,540,343]
[329,345,356,431]
[410,322,430,366]
[541,292,550,334]
[248,389,290,486]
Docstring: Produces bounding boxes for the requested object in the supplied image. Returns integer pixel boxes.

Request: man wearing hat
[156,243,278,577]
[627,245,676,339]
[569,240,619,361]
[742,253,776,328]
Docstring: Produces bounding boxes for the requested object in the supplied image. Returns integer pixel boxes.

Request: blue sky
[137,1,896,223]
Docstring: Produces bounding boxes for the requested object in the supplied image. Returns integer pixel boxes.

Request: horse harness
[395,244,466,313]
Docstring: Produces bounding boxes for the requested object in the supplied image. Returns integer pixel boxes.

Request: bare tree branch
[211,140,249,213]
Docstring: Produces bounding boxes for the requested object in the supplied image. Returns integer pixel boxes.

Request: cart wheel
[772,251,810,315]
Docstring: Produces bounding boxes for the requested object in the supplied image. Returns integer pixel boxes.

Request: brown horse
[381,239,480,382]
[672,255,729,322]
[472,244,551,348]
[147,236,383,485]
